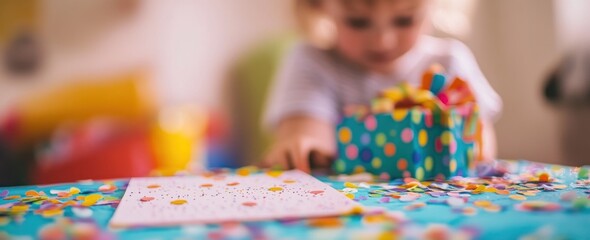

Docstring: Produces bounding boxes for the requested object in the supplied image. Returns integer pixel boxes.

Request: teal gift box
[332,77,482,180]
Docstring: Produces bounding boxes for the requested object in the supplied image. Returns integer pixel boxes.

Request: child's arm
[481,119,497,161]
[263,115,335,173]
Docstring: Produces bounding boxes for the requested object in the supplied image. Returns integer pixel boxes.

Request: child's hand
[262,116,335,173]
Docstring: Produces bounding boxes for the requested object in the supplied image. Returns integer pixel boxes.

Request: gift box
[333,65,483,180]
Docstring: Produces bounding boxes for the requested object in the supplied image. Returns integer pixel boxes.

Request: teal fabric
[1,160,590,239]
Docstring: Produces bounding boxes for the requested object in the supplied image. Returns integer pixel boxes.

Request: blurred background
[1,0,589,186]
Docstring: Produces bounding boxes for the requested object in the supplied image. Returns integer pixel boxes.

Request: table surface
[1,160,590,240]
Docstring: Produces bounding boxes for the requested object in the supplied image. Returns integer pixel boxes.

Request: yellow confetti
[41,209,64,218]
[170,199,187,205]
[10,205,29,213]
[483,187,497,193]
[345,193,355,199]
[283,180,296,184]
[268,187,283,192]
[509,195,527,201]
[81,194,103,207]
[344,182,358,188]
[473,200,492,208]
[69,187,81,195]
[266,170,283,178]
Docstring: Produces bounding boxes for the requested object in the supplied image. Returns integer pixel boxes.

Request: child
[263,0,502,172]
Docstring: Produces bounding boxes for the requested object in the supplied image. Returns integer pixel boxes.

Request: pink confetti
[140,196,155,202]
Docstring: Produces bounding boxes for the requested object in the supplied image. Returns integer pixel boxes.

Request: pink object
[109,170,359,227]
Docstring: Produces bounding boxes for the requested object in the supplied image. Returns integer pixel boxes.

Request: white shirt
[264,35,502,129]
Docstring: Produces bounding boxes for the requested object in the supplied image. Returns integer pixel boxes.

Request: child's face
[326,0,428,74]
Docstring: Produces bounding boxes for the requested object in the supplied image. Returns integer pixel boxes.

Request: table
[1,160,590,239]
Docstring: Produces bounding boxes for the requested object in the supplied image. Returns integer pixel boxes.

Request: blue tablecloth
[1,160,590,239]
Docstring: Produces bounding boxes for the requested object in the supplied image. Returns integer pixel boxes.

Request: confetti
[515,201,561,212]
[310,190,325,195]
[560,191,577,202]
[268,187,283,192]
[283,180,296,184]
[404,202,426,211]
[538,173,550,182]
[147,184,161,189]
[462,206,477,216]
[242,202,257,207]
[82,194,103,207]
[98,184,117,193]
[447,197,465,208]
[170,199,188,205]
[200,184,214,188]
[72,207,93,218]
[509,195,527,201]
[41,208,64,218]
[226,182,240,186]
[69,187,81,195]
[3,195,20,200]
[307,217,343,227]
[140,196,155,202]
[266,170,283,178]
[0,190,8,198]
[25,190,39,197]
[473,200,492,208]
[344,182,358,188]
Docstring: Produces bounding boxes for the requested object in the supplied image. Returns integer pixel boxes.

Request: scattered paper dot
[310,190,325,195]
[170,199,188,205]
[140,196,155,202]
[242,202,257,207]
[268,187,283,192]
[147,184,161,189]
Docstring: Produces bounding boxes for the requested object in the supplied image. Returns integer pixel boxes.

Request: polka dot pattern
[334,104,479,180]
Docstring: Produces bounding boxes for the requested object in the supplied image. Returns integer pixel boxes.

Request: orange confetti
[200,183,213,188]
[226,182,240,186]
[170,199,187,205]
[147,184,161,189]
[539,173,550,182]
[283,180,296,184]
[3,195,20,200]
[310,190,325,195]
[496,190,510,195]
[25,190,39,197]
[307,217,343,227]
[242,201,257,207]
